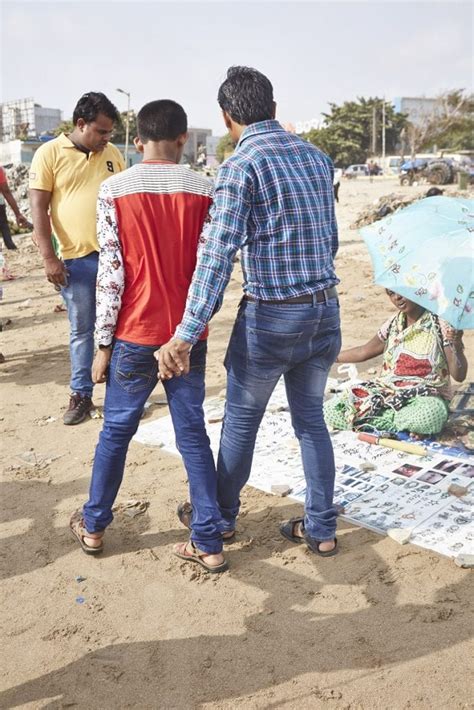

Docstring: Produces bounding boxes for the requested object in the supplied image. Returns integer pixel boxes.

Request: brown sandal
[173,540,228,573]
[69,510,104,555]
[177,502,235,542]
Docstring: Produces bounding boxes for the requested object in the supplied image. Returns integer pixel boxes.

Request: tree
[303,98,408,166]
[216,133,235,163]
[401,90,473,157]
[53,120,74,136]
[112,110,138,144]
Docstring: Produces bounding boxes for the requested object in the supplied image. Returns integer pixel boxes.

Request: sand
[1,177,473,710]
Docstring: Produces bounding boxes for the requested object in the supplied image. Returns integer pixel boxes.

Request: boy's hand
[93,348,112,383]
[155,338,192,380]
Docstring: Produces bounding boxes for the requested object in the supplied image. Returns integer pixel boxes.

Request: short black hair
[217,66,274,126]
[137,100,187,142]
[72,92,120,125]
[425,187,444,197]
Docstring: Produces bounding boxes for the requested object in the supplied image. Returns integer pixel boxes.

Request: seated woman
[324,290,468,436]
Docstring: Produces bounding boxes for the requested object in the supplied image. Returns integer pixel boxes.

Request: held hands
[44,255,68,287]
[155,338,192,380]
[92,348,112,384]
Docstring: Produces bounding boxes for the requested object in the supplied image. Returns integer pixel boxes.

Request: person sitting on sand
[324,290,467,436]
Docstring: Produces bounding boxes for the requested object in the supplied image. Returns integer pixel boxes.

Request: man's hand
[92,348,112,384]
[16,214,31,229]
[155,338,192,380]
[44,255,67,287]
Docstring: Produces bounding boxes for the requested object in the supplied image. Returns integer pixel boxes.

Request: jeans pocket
[247,326,304,367]
[114,345,158,393]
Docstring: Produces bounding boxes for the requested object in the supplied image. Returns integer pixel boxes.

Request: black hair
[425,187,444,197]
[72,92,120,125]
[137,100,187,142]
[217,66,274,125]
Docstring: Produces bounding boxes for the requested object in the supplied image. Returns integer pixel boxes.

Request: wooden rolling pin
[358,432,428,457]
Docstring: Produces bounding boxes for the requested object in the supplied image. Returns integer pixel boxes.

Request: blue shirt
[176,119,339,344]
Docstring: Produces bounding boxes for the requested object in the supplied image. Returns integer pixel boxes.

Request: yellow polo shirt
[29,134,125,259]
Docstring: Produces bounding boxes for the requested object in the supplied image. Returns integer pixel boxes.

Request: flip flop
[177,502,236,543]
[69,510,104,555]
[173,541,228,574]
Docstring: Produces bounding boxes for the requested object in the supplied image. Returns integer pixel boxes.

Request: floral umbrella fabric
[360,196,474,329]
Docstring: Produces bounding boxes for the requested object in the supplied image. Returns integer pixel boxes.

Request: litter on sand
[112,499,149,518]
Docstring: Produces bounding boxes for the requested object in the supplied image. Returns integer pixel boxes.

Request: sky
[1,0,472,136]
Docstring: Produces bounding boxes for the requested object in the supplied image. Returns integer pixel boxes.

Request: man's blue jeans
[83,339,223,554]
[61,252,98,398]
[217,295,341,542]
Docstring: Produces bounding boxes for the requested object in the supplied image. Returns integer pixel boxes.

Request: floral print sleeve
[377,315,396,342]
[95,182,124,346]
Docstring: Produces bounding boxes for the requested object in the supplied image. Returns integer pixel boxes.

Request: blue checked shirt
[175,120,339,344]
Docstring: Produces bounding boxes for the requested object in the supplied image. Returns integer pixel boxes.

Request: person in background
[333,167,342,203]
[324,290,467,436]
[0,166,30,249]
[29,92,124,424]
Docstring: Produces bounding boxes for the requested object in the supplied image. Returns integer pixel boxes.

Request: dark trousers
[0,205,16,249]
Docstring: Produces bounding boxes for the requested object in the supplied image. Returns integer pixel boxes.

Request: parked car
[343,164,369,178]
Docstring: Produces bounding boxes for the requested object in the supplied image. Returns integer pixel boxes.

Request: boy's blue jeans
[61,252,98,398]
[217,295,341,542]
[83,339,223,554]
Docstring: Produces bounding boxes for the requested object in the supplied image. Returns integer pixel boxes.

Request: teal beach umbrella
[360,196,474,329]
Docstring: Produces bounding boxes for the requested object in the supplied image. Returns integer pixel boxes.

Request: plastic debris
[75,596,85,604]
[113,499,149,518]
[75,576,86,583]
[270,484,292,497]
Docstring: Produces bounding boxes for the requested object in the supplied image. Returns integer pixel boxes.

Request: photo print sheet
[134,378,473,560]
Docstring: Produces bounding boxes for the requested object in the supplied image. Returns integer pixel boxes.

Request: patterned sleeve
[377,315,395,342]
[94,181,124,346]
[174,161,252,344]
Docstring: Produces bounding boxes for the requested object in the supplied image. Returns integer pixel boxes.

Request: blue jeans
[217,295,341,541]
[83,339,223,554]
[61,252,98,398]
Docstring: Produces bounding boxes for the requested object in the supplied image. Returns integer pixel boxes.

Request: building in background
[0,98,62,142]
[183,127,212,164]
[0,138,142,167]
[393,97,440,126]
[205,136,221,168]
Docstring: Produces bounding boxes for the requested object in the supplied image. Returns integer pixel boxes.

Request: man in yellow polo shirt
[30,92,125,424]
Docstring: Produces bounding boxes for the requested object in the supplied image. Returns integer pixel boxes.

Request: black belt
[243,286,337,305]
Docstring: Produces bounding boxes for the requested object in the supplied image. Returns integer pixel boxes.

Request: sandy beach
[1,177,473,710]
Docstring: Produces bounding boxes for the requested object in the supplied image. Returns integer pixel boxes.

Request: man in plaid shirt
[159,66,341,557]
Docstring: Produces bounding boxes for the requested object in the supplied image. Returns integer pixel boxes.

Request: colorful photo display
[134,380,474,561]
